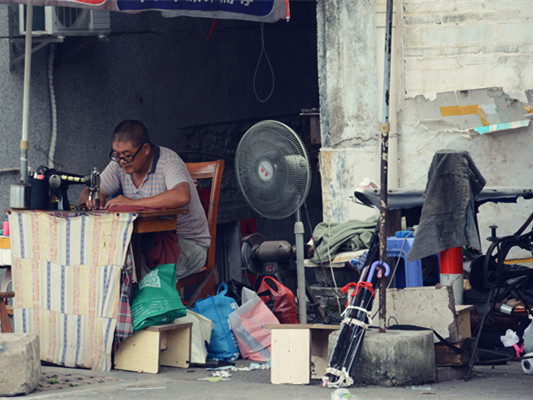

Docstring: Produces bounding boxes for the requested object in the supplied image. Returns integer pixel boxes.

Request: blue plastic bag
[192,283,240,361]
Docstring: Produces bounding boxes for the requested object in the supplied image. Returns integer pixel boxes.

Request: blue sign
[117,0,288,22]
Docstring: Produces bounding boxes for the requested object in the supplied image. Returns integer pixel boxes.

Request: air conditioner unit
[19,5,110,36]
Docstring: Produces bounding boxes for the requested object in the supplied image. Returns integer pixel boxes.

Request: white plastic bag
[178,310,214,365]
[523,316,533,354]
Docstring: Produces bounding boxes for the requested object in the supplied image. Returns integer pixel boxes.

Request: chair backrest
[186,160,225,272]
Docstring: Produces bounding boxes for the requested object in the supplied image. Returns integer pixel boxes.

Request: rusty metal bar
[379,0,394,333]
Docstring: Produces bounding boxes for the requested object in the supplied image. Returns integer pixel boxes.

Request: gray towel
[407,150,486,261]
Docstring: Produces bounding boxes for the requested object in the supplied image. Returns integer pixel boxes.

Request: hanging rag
[407,150,486,261]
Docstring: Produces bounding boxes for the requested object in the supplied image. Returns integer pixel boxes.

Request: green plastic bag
[130,263,187,332]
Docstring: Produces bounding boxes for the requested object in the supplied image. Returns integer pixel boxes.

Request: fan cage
[235,120,311,219]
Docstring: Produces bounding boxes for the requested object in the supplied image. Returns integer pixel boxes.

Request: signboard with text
[0,0,290,22]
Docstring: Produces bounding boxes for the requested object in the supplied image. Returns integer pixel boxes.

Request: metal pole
[295,209,307,324]
[20,0,33,184]
[379,0,394,333]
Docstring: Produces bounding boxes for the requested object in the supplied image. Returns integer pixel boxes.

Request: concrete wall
[317,0,380,223]
[398,0,533,249]
[0,3,321,247]
[317,0,533,252]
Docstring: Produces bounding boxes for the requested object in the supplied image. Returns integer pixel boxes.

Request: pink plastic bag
[228,287,279,361]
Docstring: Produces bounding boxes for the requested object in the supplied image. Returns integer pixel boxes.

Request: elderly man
[79,120,209,278]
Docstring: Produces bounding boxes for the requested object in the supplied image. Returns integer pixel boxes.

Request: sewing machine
[29,166,100,211]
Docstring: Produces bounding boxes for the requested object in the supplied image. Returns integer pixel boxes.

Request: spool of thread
[29,176,49,210]
[2,221,8,236]
[521,353,533,374]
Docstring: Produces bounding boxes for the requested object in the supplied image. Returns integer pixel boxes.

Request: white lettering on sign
[181,0,254,5]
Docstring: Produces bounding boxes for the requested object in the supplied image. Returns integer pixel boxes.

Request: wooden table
[130,209,188,281]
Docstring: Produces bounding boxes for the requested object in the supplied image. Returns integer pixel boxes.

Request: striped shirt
[100,145,210,248]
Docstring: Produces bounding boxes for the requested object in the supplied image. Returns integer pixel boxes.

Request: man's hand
[79,187,107,210]
[103,195,136,209]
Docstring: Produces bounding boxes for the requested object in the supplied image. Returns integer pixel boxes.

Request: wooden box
[435,339,472,366]
[267,324,340,385]
[114,320,192,373]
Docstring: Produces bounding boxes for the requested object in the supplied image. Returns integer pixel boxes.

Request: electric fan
[235,120,312,322]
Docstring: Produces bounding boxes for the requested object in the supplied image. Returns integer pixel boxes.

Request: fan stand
[294,208,307,324]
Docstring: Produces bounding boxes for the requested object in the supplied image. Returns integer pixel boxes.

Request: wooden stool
[114,320,192,373]
[268,324,340,384]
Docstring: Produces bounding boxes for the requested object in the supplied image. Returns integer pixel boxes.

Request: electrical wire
[253,22,275,103]
[326,221,342,315]
[303,201,343,315]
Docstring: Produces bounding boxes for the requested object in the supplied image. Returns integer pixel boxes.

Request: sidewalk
[14,359,532,400]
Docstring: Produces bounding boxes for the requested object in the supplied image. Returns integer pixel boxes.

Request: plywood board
[114,330,160,373]
[160,325,191,368]
[271,328,310,384]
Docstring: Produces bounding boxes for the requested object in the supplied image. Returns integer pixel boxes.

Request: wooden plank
[0,300,13,333]
[0,236,10,249]
[146,321,192,332]
[271,328,310,384]
[435,341,472,366]
[455,307,472,339]
[266,324,340,330]
[114,330,161,373]
[134,209,188,219]
[133,217,178,234]
[159,325,191,368]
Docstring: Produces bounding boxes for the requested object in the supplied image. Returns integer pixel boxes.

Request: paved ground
[8,359,531,400]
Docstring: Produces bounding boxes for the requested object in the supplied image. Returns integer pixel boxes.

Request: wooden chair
[177,160,224,308]
[0,291,13,333]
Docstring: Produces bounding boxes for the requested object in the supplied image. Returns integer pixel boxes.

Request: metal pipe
[20,0,34,184]
[379,0,394,333]
[295,215,307,324]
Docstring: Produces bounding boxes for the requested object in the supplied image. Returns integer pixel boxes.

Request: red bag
[257,276,299,324]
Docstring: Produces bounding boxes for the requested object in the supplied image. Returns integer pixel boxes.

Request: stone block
[329,328,435,387]
[0,333,40,396]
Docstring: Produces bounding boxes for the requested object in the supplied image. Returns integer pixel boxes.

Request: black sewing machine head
[29,166,100,211]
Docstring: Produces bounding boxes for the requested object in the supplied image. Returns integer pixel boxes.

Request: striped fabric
[100,144,210,248]
[8,210,136,371]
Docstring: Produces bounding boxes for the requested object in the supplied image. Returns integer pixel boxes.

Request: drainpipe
[378,0,394,333]
[20,0,33,184]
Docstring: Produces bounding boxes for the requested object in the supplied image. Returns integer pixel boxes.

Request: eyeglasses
[109,141,147,164]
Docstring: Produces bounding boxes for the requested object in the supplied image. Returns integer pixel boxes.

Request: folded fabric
[310,216,378,264]
[107,205,165,212]
[143,231,180,271]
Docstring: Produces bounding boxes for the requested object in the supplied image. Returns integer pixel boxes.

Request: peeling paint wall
[398,1,533,249]
[317,0,379,149]
[317,0,533,250]
[316,0,380,223]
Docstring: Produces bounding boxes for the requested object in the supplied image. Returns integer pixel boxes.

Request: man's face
[110,140,149,174]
